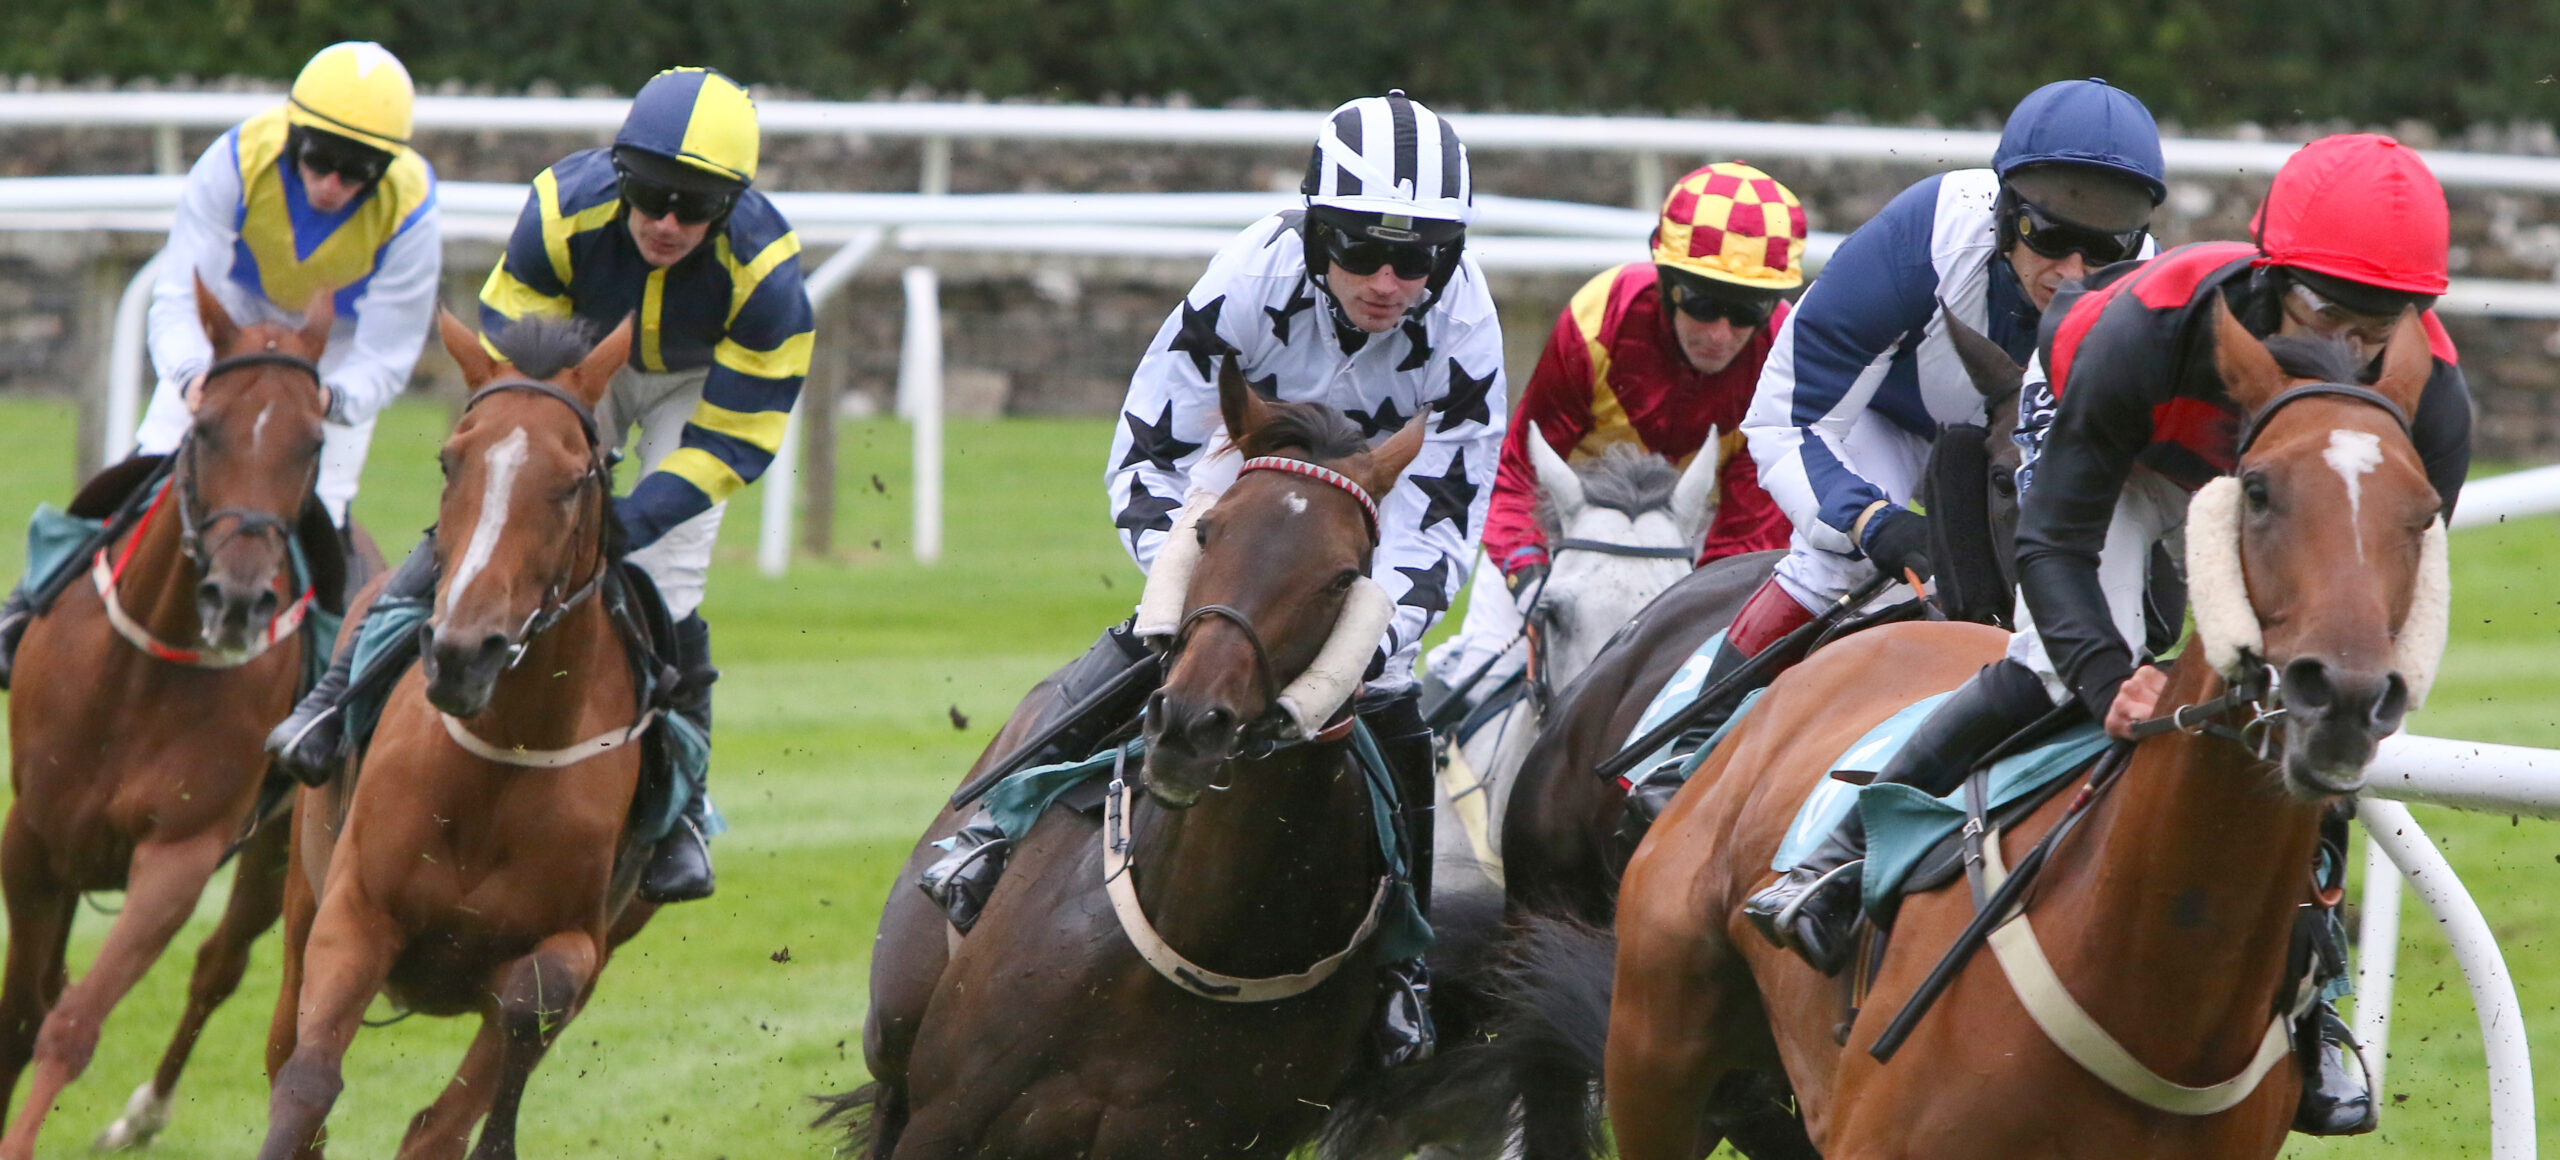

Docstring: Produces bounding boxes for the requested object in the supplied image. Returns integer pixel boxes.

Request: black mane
[487,317,599,380]
[1236,399,1372,465]
[2260,331,2369,386]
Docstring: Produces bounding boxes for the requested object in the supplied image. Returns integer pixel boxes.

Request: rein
[433,377,636,768]
[1550,537,1696,560]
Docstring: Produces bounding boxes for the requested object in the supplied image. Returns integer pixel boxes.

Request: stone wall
[7,105,2560,460]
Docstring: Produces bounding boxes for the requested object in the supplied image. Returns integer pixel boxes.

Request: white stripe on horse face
[444,427,529,617]
[2325,428,2385,561]
[251,403,274,451]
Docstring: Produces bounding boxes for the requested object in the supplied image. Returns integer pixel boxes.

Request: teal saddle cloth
[962,726,1432,962]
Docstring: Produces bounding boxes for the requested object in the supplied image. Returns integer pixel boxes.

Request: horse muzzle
[422,628,516,718]
[1139,690,1255,808]
[194,570,283,654]
[2275,656,2407,797]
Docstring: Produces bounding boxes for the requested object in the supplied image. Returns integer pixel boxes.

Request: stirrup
[268,705,348,786]
[1768,857,1865,942]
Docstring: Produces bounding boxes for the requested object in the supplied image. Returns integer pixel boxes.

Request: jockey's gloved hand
[1504,558,1549,612]
[1861,506,1934,583]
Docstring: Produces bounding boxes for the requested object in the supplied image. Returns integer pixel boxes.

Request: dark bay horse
[839,360,1430,1158]
[260,311,656,1160]
[1,280,336,1160]
[1605,306,2446,1158]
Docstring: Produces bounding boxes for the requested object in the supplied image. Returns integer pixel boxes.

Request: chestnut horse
[260,312,655,1160]
[838,361,1429,1158]
[1605,306,2446,1158]
[0,280,336,1160]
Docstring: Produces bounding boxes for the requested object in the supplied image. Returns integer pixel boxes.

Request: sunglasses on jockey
[2011,196,2149,265]
[294,132,391,188]
[1664,276,1782,328]
[616,169,739,226]
[1319,226,1450,281]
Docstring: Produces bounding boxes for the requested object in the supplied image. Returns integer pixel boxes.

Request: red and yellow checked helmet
[1651,162,1807,291]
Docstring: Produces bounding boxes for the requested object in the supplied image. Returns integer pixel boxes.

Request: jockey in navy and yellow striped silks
[477,67,810,552]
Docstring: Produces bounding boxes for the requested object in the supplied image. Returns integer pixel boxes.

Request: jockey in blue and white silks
[1662,79,2168,746]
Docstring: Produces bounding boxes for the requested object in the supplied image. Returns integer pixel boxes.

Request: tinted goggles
[1667,279,1779,328]
[1322,229,1443,280]
[2284,282,2401,348]
[618,173,737,226]
[2013,198,2148,265]
[296,136,390,187]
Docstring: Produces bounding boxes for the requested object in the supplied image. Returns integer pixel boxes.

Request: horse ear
[2371,307,2433,417]
[568,315,635,408]
[1671,434,1721,535]
[295,287,336,354]
[1365,415,1428,498]
[194,274,239,354]
[1940,301,2023,403]
[438,308,499,389]
[1525,421,1586,515]
[2210,298,2286,415]
[1216,355,1269,447]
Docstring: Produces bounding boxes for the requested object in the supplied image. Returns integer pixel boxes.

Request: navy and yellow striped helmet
[614,67,760,191]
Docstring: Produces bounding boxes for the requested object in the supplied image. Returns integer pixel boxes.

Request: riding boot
[1742,659,2053,974]
[2293,809,2375,1135]
[0,453,171,690]
[641,615,719,903]
[1360,689,1438,1067]
[267,538,441,784]
[1659,577,1821,757]
[916,622,1157,930]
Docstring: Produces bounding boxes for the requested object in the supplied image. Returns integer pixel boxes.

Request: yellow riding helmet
[614,67,761,187]
[1651,162,1807,291]
[285,42,415,153]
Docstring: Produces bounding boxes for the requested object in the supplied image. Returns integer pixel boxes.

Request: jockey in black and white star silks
[1105,94,1505,695]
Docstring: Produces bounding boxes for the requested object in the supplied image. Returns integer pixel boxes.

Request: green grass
[0,396,2550,1157]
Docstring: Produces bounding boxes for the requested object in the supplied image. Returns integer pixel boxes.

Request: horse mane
[1535,444,1679,540]
[1235,399,1371,465]
[2258,331,2368,387]
[486,317,599,381]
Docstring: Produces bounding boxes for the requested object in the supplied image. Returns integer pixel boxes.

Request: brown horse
[837,361,1428,1159]
[0,280,337,1159]
[1604,306,2444,1158]
[260,311,655,1160]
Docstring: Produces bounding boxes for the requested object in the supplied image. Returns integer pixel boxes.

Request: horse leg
[463,931,598,1160]
[1603,875,1738,1160]
[0,816,77,1129]
[392,1019,504,1160]
[258,894,401,1160]
[0,834,225,1160]
[97,820,290,1151]
[265,822,318,1087]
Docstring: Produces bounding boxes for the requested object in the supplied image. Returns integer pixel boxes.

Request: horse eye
[2242,474,2272,512]
[1194,521,1211,548]
[1990,467,2016,498]
[1331,570,1358,592]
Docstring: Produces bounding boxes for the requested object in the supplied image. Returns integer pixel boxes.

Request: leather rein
[93,351,322,668]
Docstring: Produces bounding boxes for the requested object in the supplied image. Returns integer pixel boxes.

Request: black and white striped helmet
[1301,90,1474,231]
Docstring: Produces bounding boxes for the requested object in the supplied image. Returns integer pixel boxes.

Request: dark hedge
[6,0,2556,130]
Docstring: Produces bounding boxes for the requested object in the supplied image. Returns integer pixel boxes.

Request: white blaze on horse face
[251,403,274,451]
[445,427,530,617]
[1285,491,1308,516]
[2323,428,2385,560]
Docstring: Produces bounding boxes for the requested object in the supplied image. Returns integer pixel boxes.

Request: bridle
[1157,455,1380,757]
[437,378,614,669]
[175,351,327,574]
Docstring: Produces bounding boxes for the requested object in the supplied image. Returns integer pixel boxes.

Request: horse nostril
[197,580,224,609]
[1189,706,1234,750]
[250,590,280,621]
[2373,672,2411,731]
[2282,657,2336,712]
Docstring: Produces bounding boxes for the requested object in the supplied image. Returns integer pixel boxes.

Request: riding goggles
[296,135,391,187]
[2283,282,2401,348]
[1322,229,1445,280]
[2012,198,2148,265]
[1667,279,1780,328]
[617,171,738,226]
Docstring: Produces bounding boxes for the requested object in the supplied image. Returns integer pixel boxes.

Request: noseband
[442,378,614,667]
[175,351,327,572]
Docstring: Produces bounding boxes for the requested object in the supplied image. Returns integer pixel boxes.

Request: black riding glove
[1861,506,1934,583]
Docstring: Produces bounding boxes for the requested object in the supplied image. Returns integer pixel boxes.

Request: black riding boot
[2295,810,2376,1134]
[641,614,719,904]
[1611,634,1792,866]
[267,537,442,783]
[0,453,172,690]
[1743,659,2053,974]
[919,622,1157,930]
[1361,689,1439,1067]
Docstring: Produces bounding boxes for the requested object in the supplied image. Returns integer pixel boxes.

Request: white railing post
[104,248,169,466]
[899,265,944,564]
[2359,799,2535,1160]
[2353,832,2404,1096]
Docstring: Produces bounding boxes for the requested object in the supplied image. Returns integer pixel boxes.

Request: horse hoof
[91,1082,170,1152]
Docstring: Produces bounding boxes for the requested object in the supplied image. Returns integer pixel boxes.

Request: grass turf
[0,397,2546,1157]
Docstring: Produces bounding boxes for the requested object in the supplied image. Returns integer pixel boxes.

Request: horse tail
[810,1082,888,1157]
[1315,909,1615,1160]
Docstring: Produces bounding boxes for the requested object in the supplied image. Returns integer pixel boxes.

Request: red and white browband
[1239,456,1379,539]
